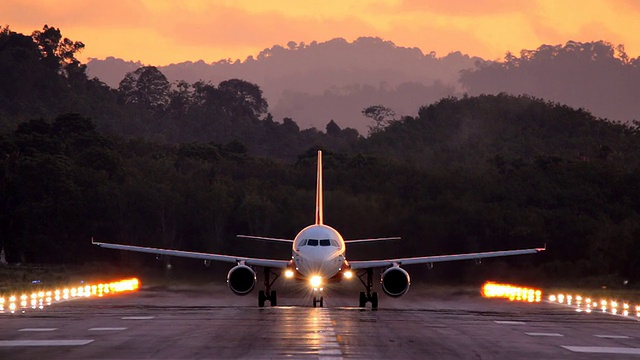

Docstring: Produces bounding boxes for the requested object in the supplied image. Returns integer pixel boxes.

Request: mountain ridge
[87,37,481,133]
[86,37,639,134]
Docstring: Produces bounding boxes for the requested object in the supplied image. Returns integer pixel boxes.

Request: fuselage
[292,224,346,283]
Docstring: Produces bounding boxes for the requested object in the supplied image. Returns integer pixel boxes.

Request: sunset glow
[2,0,639,65]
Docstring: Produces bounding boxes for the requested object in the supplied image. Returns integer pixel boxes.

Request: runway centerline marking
[562,346,640,355]
[314,310,343,360]
[89,327,127,331]
[0,340,94,347]
[18,328,57,332]
[526,332,564,337]
[121,316,155,320]
[595,335,631,339]
[494,321,526,325]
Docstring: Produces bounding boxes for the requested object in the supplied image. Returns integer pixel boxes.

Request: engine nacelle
[381,266,411,297]
[227,265,256,295]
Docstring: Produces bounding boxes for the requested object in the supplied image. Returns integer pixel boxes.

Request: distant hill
[459,41,640,125]
[87,37,480,133]
[87,39,640,134]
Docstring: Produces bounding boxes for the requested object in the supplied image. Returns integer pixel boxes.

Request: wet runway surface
[2,282,640,359]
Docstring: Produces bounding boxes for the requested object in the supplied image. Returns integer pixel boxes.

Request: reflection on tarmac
[0,278,139,314]
[548,292,640,319]
[3,282,640,359]
[481,280,640,321]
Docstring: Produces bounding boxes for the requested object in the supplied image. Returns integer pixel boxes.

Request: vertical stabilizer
[315,150,323,225]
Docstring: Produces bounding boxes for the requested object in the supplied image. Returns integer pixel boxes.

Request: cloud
[397,0,535,15]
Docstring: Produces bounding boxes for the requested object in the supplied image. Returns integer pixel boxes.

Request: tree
[326,120,341,136]
[362,105,396,135]
[118,66,171,111]
[218,79,268,119]
[31,25,84,75]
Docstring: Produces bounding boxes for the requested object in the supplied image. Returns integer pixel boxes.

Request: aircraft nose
[304,253,343,275]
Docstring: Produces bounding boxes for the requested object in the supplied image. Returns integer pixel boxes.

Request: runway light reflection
[0,277,139,314]
[481,282,542,302]
[547,290,640,319]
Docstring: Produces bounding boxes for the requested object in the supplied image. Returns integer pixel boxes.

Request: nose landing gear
[312,287,324,307]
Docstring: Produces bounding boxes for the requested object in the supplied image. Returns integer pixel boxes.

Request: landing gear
[313,287,324,307]
[357,268,379,310]
[258,267,279,307]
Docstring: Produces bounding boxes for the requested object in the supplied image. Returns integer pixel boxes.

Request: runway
[2,282,640,359]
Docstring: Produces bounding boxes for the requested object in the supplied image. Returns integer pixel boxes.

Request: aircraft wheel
[313,296,317,307]
[359,292,366,307]
[270,291,277,306]
[371,292,379,310]
[319,296,324,308]
[258,290,266,307]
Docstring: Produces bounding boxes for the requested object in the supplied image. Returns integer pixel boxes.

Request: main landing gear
[358,268,378,310]
[258,267,279,307]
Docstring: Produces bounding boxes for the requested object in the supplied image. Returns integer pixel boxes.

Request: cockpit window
[307,239,319,246]
[330,239,339,247]
[319,239,331,246]
[299,239,308,246]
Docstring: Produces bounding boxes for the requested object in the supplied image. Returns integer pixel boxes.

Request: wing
[236,235,294,243]
[349,246,545,270]
[92,239,290,268]
[345,237,401,244]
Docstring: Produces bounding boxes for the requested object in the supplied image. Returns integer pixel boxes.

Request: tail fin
[315,150,323,225]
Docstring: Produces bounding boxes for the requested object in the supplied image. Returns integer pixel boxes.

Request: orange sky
[3,0,639,65]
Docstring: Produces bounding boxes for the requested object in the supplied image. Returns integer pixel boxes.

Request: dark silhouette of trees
[31,25,84,74]
[5,26,640,286]
[0,25,120,133]
[217,79,268,119]
[362,105,396,134]
[118,66,171,111]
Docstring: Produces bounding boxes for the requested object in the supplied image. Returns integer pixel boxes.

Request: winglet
[315,150,323,225]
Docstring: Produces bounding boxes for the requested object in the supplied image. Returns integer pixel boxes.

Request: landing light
[343,270,353,279]
[310,276,322,288]
[285,269,294,279]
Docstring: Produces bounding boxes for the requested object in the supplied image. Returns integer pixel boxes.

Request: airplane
[93,150,544,309]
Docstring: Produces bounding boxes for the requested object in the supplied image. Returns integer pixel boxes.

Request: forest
[2,26,640,285]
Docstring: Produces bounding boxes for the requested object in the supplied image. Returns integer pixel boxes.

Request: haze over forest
[87,37,640,133]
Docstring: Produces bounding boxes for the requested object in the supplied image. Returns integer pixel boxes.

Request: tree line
[3,26,640,285]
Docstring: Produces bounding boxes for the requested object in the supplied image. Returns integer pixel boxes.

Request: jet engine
[381,266,411,297]
[227,265,256,295]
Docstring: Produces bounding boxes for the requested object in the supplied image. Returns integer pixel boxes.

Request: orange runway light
[0,277,140,314]
[481,281,542,303]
